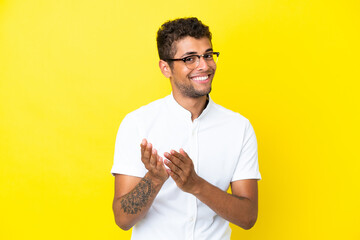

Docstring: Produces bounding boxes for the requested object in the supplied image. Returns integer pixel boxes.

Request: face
[165,37,217,99]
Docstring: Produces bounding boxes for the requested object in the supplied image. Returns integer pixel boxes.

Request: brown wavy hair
[156,17,212,65]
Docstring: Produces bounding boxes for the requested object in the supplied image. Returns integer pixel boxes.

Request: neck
[172,91,208,121]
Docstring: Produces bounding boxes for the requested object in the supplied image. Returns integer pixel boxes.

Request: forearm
[193,178,258,230]
[113,173,164,230]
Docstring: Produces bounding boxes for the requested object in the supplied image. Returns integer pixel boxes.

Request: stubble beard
[174,80,212,98]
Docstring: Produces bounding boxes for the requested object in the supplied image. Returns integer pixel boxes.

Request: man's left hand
[164,149,202,194]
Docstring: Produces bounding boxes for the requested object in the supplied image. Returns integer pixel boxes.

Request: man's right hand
[113,139,169,230]
[140,139,169,184]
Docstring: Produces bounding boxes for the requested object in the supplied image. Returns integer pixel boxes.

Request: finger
[157,155,164,168]
[170,150,187,163]
[140,138,147,156]
[156,156,162,168]
[143,142,152,160]
[179,148,190,158]
[164,158,183,176]
[164,152,183,169]
[157,156,168,174]
[150,148,157,167]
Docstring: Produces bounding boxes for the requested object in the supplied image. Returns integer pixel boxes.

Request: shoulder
[209,101,251,127]
[125,95,168,118]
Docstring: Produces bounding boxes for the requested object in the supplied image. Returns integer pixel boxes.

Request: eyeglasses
[166,52,220,70]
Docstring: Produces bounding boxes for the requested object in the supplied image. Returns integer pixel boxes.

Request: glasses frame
[165,52,220,69]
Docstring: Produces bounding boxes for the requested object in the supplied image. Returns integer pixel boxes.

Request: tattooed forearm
[120,177,155,214]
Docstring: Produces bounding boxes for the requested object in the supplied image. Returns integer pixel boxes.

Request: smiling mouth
[190,74,210,82]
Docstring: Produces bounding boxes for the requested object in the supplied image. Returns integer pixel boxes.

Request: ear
[159,60,172,78]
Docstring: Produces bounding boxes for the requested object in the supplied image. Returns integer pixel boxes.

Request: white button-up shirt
[111,93,261,240]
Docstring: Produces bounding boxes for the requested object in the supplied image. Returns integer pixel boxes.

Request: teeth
[192,76,209,81]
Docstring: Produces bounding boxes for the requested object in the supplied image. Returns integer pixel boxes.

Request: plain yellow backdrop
[1,0,359,239]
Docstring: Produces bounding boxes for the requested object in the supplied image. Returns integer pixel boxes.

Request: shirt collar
[166,92,213,122]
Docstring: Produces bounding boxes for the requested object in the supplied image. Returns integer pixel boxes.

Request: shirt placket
[186,119,199,240]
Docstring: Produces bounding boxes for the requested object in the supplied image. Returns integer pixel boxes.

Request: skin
[113,36,259,231]
[159,36,216,120]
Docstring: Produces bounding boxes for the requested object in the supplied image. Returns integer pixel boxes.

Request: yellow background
[1,0,359,239]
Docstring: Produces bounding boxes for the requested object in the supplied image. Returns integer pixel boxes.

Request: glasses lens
[184,56,198,69]
[184,53,219,69]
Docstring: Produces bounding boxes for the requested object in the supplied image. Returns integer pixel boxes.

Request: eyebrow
[180,48,213,57]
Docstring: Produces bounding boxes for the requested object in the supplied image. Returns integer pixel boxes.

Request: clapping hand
[140,139,169,184]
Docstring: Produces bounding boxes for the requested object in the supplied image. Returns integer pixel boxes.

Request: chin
[187,87,212,98]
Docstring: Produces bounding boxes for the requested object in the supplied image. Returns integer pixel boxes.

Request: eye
[184,56,196,63]
[203,53,214,59]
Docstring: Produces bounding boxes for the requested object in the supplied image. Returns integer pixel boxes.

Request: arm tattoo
[120,177,155,215]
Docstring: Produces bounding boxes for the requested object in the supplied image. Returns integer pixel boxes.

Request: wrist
[145,172,166,188]
[191,176,206,196]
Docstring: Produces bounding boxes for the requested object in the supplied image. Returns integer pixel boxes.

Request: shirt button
[189,217,194,222]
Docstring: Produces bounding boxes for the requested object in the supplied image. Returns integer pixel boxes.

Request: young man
[111,17,261,240]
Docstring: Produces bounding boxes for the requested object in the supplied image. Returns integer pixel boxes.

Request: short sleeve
[111,113,147,177]
[231,120,261,181]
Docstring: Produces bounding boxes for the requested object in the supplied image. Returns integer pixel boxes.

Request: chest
[143,119,243,191]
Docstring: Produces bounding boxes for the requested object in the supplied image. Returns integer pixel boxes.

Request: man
[111,17,261,240]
